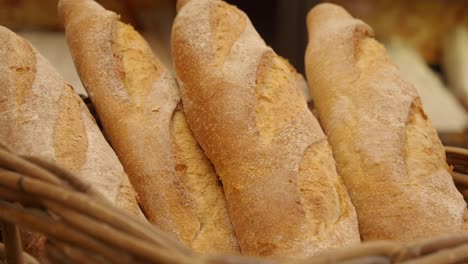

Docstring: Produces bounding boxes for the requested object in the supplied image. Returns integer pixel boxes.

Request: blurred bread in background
[328,0,468,64]
[386,38,468,133]
[443,26,468,108]
[0,0,133,29]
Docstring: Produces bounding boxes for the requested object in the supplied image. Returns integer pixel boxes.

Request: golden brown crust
[112,21,164,108]
[305,3,467,242]
[54,85,88,173]
[116,173,144,217]
[172,0,359,257]
[0,25,144,259]
[59,0,239,254]
[9,35,36,106]
[171,104,239,253]
[0,26,140,212]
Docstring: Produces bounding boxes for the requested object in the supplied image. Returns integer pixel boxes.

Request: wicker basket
[0,143,467,264]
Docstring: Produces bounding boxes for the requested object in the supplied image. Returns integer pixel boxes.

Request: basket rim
[0,144,467,264]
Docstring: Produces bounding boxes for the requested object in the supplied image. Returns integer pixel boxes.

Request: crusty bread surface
[0,25,142,215]
[0,25,144,261]
[305,3,467,242]
[59,0,239,254]
[173,0,360,257]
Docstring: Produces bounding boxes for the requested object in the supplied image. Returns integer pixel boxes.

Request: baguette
[0,25,144,261]
[0,25,142,216]
[305,3,467,242]
[172,0,359,257]
[59,0,239,254]
[443,26,468,108]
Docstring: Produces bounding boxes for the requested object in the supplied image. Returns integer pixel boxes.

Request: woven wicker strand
[1,221,23,264]
[0,168,192,256]
[0,144,467,264]
[0,150,193,252]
